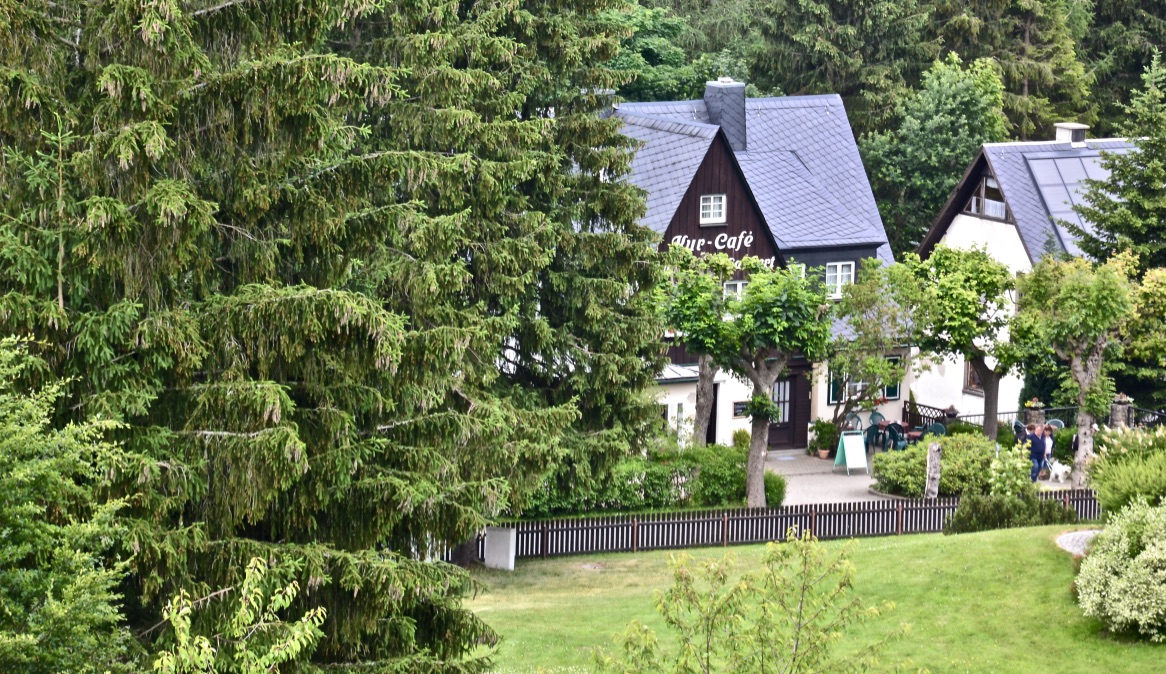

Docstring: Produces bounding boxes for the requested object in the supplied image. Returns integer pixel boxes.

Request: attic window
[964,176,1008,220]
[700,194,726,225]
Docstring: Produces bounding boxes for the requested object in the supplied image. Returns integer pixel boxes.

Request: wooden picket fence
[473,489,1100,560]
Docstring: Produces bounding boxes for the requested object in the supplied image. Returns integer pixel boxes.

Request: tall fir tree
[748,0,938,134]
[1083,0,1166,136]
[933,0,1093,139]
[0,0,661,670]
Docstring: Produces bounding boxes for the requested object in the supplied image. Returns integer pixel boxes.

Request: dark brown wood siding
[658,135,779,272]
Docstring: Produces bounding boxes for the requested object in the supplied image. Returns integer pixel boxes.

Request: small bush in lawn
[943,493,1077,534]
[872,433,997,497]
[764,472,786,507]
[1077,499,1166,642]
[989,446,1033,497]
[731,428,751,451]
[1090,427,1166,513]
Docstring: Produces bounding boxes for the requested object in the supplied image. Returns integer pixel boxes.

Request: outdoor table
[906,430,924,444]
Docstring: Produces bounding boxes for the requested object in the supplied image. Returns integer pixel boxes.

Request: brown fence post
[540,521,549,559]
[722,512,729,546]
[809,507,816,538]
[896,501,903,535]
[1064,491,1070,511]
[632,516,639,553]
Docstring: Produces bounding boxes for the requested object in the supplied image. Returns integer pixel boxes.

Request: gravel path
[1056,529,1102,556]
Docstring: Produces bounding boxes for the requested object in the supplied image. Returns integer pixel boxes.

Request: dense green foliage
[1091,427,1166,514]
[1077,498,1166,641]
[749,0,937,134]
[872,433,1002,497]
[0,0,664,670]
[595,532,901,673]
[988,446,1035,497]
[521,444,783,517]
[809,418,840,456]
[862,55,1009,255]
[1084,0,1166,135]
[943,493,1078,534]
[0,340,136,674]
[1054,427,1078,463]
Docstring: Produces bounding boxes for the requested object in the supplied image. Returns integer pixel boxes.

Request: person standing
[1026,423,1044,482]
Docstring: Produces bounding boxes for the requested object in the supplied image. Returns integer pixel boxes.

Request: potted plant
[1024,397,1045,409]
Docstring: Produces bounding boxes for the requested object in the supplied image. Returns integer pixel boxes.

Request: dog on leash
[1049,459,1072,483]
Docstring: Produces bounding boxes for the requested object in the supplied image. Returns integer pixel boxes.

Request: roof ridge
[613,110,719,139]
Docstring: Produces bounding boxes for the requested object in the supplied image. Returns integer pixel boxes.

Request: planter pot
[818,449,830,459]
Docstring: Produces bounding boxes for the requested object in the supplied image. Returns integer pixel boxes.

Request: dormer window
[964,176,1008,220]
[825,261,854,299]
[700,194,726,225]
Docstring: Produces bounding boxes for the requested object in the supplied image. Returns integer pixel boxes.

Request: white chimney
[1054,122,1089,147]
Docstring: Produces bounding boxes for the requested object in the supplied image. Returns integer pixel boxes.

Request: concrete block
[484,526,516,571]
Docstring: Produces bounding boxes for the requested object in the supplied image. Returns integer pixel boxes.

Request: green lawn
[467,526,1164,673]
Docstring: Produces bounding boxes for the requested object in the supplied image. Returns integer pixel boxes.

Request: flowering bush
[989,446,1033,497]
[1024,397,1045,409]
[1077,499,1166,642]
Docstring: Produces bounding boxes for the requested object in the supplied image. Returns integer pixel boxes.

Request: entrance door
[767,377,794,449]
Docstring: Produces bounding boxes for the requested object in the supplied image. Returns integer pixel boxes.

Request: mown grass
[467,525,1164,673]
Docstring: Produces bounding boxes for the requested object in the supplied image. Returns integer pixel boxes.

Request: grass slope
[468,526,1163,673]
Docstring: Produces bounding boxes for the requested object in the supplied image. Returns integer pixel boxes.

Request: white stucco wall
[655,372,754,446]
[809,357,914,430]
[942,213,1033,275]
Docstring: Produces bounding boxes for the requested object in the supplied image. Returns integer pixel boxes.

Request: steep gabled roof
[614,110,718,234]
[617,94,893,262]
[921,139,1134,261]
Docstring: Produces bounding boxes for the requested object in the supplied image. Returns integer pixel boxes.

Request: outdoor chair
[869,411,886,425]
[864,424,882,452]
[926,422,946,437]
[1012,419,1027,441]
[844,413,863,431]
[885,424,909,451]
[1049,418,1065,429]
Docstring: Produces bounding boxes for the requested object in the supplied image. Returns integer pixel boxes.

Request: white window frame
[699,194,727,225]
[883,356,902,401]
[788,262,806,279]
[723,280,748,298]
[825,261,855,299]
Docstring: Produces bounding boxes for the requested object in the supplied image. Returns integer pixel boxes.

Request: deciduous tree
[862,55,1009,255]
[1015,255,1135,487]
[900,246,1019,441]
[664,251,831,507]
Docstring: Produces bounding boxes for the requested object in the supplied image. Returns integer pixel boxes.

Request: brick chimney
[1054,122,1089,148]
[704,77,747,152]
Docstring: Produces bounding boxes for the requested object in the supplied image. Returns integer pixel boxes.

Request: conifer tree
[1083,0,1166,135]
[0,0,660,670]
[934,0,1093,139]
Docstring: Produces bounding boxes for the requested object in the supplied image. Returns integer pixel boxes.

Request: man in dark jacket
[1025,423,1044,482]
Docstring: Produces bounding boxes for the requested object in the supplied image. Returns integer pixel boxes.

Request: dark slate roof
[617,94,893,262]
[983,139,1133,260]
[614,110,718,234]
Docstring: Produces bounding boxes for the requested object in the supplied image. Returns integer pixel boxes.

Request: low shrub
[989,446,1034,497]
[1090,427,1166,514]
[687,445,748,507]
[943,493,1077,534]
[1077,499,1166,641]
[732,428,751,451]
[764,472,786,507]
[945,421,982,436]
[872,433,997,497]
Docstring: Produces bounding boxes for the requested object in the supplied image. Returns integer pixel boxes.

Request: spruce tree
[0,0,660,670]
[934,0,1093,139]
[1083,0,1166,135]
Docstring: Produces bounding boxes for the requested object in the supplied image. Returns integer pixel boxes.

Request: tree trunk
[970,357,1001,441]
[1072,409,1095,488]
[448,537,480,568]
[924,441,943,500]
[691,355,716,448]
[745,374,778,509]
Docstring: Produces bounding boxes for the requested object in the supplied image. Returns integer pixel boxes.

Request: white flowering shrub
[989,446,1033,497]
[1077,499,1166,642]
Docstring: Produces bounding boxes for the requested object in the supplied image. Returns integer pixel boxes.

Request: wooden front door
[768,374,810,449]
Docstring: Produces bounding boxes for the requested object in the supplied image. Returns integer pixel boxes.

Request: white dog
[1049,459,1072,483]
